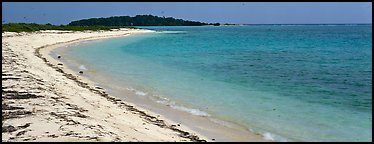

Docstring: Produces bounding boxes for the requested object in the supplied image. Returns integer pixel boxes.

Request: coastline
[2,29,267,142]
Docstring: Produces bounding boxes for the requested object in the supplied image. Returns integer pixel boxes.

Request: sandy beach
[2,28,271,142]
[2,29,210,142]
[2,2,371,142]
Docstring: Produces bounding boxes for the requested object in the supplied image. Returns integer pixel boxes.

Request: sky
[2,2,372,25]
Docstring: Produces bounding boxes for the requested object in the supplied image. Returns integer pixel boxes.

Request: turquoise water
[58,25,372,141]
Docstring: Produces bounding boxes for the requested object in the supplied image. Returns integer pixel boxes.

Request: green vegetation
[2,23,138,33]
[2,15,225,33]
[213,23,220,26]
[68,15,213,26]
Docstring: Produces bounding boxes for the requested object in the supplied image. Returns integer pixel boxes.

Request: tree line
[68,15,219,26]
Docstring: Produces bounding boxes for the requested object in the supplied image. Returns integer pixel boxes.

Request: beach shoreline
[2,29,267,142]
[48,32,270,142]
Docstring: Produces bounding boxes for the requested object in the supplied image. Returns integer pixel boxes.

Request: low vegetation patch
[2,23,138,33]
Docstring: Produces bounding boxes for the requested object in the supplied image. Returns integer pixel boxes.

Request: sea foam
[155,97,210,117]
[135,91,147,96]
[169,105,210,117]
[261,132,288,142]
[79,65,87,70]
[125,87,147,96]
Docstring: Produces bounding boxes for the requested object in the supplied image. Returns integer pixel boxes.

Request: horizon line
[1,22,372,25]
[239,23,372,25]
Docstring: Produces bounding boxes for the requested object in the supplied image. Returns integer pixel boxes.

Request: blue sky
[2,2,372,25]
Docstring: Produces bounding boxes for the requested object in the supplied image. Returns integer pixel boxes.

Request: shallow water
[55,25,372,141]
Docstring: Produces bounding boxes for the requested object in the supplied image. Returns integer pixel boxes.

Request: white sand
[2,29,209,142]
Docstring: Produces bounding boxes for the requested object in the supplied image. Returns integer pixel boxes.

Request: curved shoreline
[35,34,207,142]
[48,35,270,142]
[2,29,268,142]
[2,29,208,142]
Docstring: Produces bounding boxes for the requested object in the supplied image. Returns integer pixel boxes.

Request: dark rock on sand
[2,125,17,133]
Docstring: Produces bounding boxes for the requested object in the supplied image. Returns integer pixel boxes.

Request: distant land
[68,15,223,26]
[3,14,244,33]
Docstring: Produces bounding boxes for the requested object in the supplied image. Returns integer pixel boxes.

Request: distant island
[68,15,221,26]
[2,15,242,33]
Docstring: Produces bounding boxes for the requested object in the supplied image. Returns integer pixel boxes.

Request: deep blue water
[57,25,372,141]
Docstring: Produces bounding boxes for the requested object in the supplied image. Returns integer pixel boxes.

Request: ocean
[53,25,372,141]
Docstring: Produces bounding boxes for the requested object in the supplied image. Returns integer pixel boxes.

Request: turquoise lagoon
[54,25,372,141]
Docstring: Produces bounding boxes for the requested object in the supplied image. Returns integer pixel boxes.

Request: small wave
[79,65,87,70]
[155,98,210,117]
[125,87,147,96]
[263,132,275,141]
[126,87,135,91]
[155,97,169,104]
[125,87,209,116]
[169,105,210,117]
[261,132,288,142]
[135,91,147,96]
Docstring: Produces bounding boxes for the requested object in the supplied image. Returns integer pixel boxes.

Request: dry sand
[2,29,209,142]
